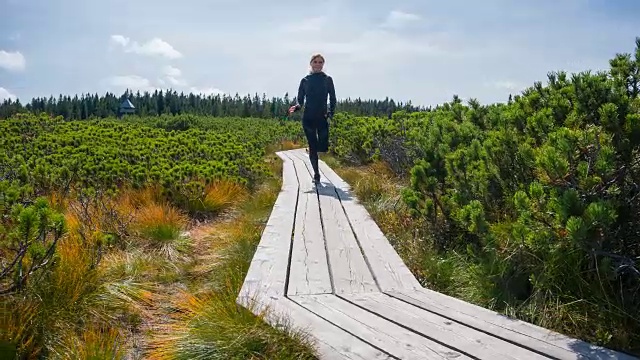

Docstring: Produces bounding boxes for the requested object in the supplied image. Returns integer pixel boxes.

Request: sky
[1,0,640,108]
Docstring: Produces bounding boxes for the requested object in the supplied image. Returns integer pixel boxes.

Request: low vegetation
[325,38,640,356]
[0,115,316,359]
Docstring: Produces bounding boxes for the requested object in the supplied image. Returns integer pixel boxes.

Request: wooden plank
[317,180,378,294]
[237,152,298,307]
[291,294,473,360]
[388,289,639,360]
[342,292,550,360]
[252,297,394,360]
[285,152,333,296]
[289,149,327,183]
[289,150,378,294]
[294,149,421,293]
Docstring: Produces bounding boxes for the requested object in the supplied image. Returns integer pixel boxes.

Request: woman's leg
[303,122,320,180]
[317,116,329,153]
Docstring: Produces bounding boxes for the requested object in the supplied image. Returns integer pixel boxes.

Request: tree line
[0,89,427,120]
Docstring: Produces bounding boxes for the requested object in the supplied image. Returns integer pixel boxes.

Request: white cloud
[109,35,183,59]
[110,34,129,47]
[0,87,17,101]
[164,65,181,77]
[0,50,26,71]
[269,20,449,71]
[485,80,523,91]
[162,65,187,86]
[167,76,187,86]
[107,75,158,92]
[190,87,224,96]
[381,10,421,29]
[495,81,518,90]
[106,73,223,96]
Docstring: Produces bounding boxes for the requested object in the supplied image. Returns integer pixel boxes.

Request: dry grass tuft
[133,202,189,244]
[202,180,249,214]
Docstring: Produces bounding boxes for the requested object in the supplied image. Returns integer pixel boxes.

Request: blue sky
[1,0,640,107]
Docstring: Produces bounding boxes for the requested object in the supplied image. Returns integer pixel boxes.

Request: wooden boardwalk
[237,149,637,360]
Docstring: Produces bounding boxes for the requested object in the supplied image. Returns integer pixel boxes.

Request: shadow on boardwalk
[304,181,354,202]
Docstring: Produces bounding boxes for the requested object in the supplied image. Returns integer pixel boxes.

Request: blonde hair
[309,53,325,74]
[310,53,325,63]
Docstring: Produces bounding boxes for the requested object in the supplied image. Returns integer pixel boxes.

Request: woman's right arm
[290,78,305,114]
[296,78,306,108]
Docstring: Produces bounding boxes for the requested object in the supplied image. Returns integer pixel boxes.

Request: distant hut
[118,98,135,119]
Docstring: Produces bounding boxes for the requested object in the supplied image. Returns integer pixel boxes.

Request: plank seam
[290,151,337,295]
[336,293,484,360]
[288,295,401,360]
[301,149,383,293]
[312,163,337,295]
[383,291,562,360]
[283,153,301,297]
[330,185,383,293]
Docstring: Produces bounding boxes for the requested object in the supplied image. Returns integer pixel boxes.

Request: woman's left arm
[328,76,336,118]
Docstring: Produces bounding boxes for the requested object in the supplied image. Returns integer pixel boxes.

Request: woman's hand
[288,105,299,115]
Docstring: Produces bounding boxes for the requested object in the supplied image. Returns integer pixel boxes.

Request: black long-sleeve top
[296,71,336,120]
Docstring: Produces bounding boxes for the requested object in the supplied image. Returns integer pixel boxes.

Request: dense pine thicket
[328,38,640,354]
[0,115,303,296]
[0,90,423,120]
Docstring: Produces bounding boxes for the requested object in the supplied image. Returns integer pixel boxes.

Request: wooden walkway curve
[237,149,637,360]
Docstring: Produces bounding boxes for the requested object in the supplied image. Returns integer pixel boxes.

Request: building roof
[119,98,135,110]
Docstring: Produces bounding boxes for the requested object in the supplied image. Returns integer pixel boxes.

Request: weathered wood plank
[318,181,378,294]
[290,150,378,294]
[288,149,325,183]
[251,297,393,360]
[237,152,299,307]
[291,294,473,360]
[285,152,333,296]
[294,149,421,293]
[388,289,639,360]
[342,292,550,360]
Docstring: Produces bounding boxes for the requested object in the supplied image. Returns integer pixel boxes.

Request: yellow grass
[52,323,126,360]
[116,184,165,210]
[4,163,315,359]
[144,163,318,360]
[46,190,68,213]
[202,179,249,213]
[51,236,96,305]
[0,298,40,359]
[133,202,189,243]
[280,140,299,150]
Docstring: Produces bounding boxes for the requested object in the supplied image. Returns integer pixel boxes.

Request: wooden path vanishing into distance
[236,148,638,360]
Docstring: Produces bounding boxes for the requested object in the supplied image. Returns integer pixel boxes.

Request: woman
[289,53,337,183]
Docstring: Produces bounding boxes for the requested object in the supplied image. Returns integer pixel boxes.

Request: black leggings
[303,116,329,176]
